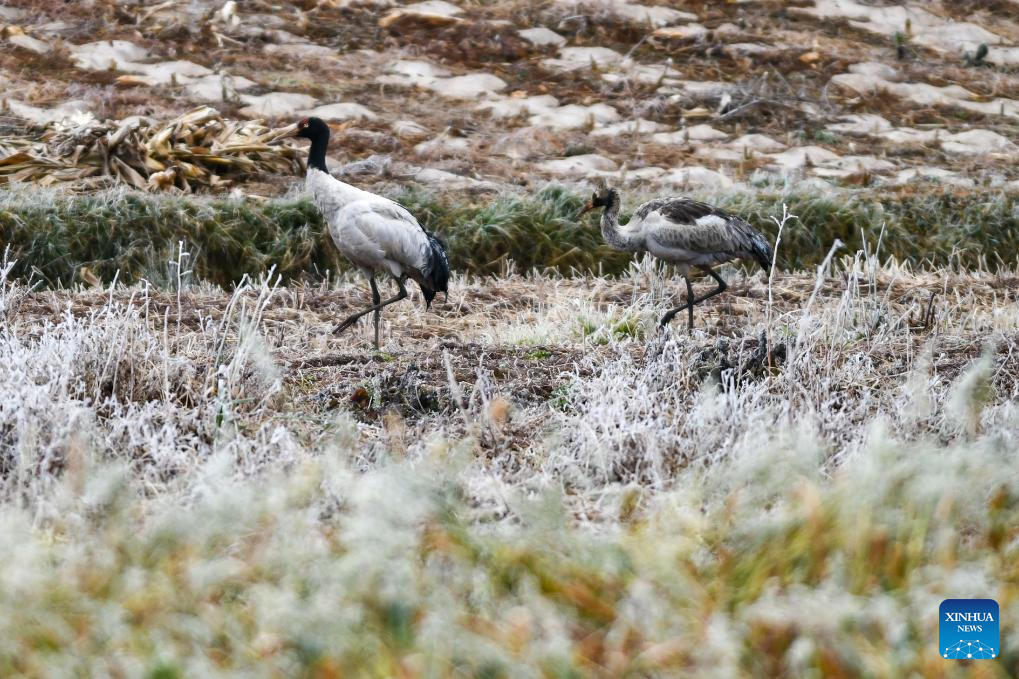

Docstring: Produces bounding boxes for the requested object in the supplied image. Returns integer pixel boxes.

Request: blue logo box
[940,599,999,659]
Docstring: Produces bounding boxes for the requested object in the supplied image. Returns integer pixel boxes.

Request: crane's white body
[306,168,432,280]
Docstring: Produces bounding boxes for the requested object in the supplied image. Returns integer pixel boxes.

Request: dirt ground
[3,0,1019,195]
[9,264,1016,460]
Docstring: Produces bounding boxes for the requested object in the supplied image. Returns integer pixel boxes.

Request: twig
[922,290,938,330]
[443,350,469,428]
[765,203,795,335]
[714,98,766,122]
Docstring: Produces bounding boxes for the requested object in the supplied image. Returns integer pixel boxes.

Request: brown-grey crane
[578,183,773,330]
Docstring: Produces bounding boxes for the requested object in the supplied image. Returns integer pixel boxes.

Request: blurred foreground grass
[0,184,1016,288]
[3,431,1017,677]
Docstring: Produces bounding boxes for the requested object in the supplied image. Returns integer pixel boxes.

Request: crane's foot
[658,307,691,330]
[333,314,362,334]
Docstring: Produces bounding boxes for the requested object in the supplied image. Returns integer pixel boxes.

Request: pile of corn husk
[0,106,302,192]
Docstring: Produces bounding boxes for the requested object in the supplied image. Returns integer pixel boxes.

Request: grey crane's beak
[576,201,595,219]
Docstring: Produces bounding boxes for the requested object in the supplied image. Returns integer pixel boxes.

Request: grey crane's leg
[658,266,729,331]
[333,276,409,349]
[658,277,696,330]
[371,278,382,349]
[687,276,695,330]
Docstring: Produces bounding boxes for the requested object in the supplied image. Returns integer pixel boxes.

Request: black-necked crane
[292,117,449,349]
[578,182,773,331]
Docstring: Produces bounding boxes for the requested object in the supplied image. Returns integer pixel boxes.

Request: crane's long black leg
[372,279,410,349]
[334,273,381,335]
[379,278,409,311]
[658,267,729,331]
[370,277,382,349]
[658,277,696,329]
[687,276,695,330]
[333,277,408,344]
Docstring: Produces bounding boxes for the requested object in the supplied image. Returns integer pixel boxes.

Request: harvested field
[3,0,1019,676]
[1,252,1018,675]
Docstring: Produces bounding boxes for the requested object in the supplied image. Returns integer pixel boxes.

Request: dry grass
[0,107,301,192]
[0,241,1018,675]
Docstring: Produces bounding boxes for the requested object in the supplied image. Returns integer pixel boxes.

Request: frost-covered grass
[0,247,1018,677]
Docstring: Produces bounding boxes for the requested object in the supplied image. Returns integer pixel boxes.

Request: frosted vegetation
[0,206,1017,676]
[4,0,1019,670]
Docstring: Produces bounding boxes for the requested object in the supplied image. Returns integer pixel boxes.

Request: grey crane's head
[577,181,620,219]
[293,116,330,143]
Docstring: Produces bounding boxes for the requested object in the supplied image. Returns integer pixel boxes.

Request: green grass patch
[1,184,1016,288]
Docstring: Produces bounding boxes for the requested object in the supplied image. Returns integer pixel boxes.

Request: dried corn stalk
[0,106,302,192]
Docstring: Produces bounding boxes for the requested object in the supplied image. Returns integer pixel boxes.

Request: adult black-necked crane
[292,117,449,349]
[578,182,772,331]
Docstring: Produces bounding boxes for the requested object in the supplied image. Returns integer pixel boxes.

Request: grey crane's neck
[600,197,644,252]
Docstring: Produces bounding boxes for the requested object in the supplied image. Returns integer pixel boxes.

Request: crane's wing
[638,197,772,270]
[335,199,432,274]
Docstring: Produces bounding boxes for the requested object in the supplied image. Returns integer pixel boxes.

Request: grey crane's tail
[420,231,450,308]
[750,231,774,274]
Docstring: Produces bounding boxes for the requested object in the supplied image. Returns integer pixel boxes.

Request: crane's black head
[295,116,330,143]
[577,186,620,219]
[294,117,331,173]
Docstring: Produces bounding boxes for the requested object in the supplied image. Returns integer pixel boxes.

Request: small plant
[812,129,842,145]
[610,315,642,339]
[894,30,910,60]
[964,43,989,67]
[577,316,601,341]
[548,383,574,411]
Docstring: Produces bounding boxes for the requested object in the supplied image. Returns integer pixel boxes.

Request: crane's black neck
[307,135,328,173]
[297,118,332,173]
[603,189,621,216]
[600,190,643,252]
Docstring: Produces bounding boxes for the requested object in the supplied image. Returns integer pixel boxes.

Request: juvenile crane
[292,117,449,349]
[578,182,772,330]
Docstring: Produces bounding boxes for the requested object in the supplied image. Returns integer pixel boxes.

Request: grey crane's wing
[638,197,773,270]
[336,199,432,273]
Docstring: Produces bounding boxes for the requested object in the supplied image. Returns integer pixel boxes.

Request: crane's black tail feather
[751,232,774,275]
[420,231,450,308]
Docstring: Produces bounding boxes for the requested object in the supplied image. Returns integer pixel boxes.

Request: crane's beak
[278,122,300,138]
[576,201,595,219]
